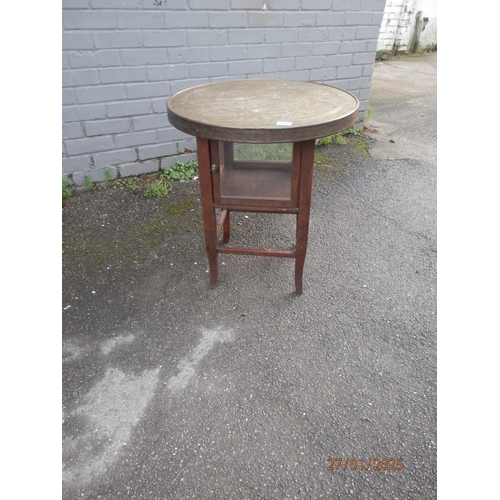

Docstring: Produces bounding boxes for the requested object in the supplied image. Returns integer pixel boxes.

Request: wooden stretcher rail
[214,205,299,214]
[216,247,295,258]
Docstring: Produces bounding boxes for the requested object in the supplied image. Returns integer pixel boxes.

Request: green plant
[364,106,373,123]
[352,139,369,155]
[162,159,199,181]
[314,151,330,169]
[376,50,390,61]
[334,134,347,145]
[316,125,365,147]
[104,167,113,186]
[316,135,333,147]
[144,178,172,198]
[84,174,94,190]
[120,178,140,191]
[345,126,362,136]
[62,178,72,199]
[314,151,347,174]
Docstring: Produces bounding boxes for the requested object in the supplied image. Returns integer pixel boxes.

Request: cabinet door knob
[211,164,218,172]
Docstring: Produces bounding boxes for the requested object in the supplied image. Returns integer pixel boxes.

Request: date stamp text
[327,457,403,471]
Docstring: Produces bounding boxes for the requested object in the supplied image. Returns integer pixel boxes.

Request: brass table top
[167,79,359,143]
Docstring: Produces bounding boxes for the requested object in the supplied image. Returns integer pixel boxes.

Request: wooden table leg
[223,210,231,243]
[196,137,218,289]
[294,140,316,294]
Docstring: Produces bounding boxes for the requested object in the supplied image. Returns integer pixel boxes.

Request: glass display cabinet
[167,80,359,294]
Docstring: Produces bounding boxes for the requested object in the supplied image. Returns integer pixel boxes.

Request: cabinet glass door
[213,141,301,208]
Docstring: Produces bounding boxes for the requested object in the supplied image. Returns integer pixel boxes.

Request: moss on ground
[62,189,201,269]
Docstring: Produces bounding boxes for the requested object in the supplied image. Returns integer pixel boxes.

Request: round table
[167,80,359,293]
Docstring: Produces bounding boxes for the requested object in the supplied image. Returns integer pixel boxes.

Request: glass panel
[219,142,294,202]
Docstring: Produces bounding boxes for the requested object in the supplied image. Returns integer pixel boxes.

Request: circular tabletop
[167,79,359,143]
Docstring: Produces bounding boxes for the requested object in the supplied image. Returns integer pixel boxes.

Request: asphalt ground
[62,52,437,499]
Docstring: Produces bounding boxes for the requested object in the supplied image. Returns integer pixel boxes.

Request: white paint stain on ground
[62,334,136,362]
[167,327,234,393]
[63,327,233,489]
[62,343,84,362]
[101,334,135,355]
[62,367,160,487]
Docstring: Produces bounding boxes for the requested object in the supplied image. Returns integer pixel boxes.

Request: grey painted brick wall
[62,0,386,187]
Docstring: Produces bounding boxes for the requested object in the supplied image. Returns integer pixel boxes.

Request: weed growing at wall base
[316,122,368,148]
[118,178,140,191]
[315,107,372,148]
[84,174,94,190]
[162,159,199,182]
[144,177,172,198]
[142,159,199,198]
[62,178,72,199]
[104,167,114,186]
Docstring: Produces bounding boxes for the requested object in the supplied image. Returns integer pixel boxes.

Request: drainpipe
[408,10,424,54]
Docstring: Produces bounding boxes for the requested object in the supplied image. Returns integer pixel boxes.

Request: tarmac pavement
[62,51,437,499]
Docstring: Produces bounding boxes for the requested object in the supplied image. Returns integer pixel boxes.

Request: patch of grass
[71,160,197,198]
[83,244,107,265]
[314,151,347,174]
[142,217,168,246]
[142,196,199,245]
[163,159,199,182]
[108,177,141,192]
[317,121,367,150]
[144,177,172,198]
[62,178,72,199]
[120,178,140,191]
[317,132,349,147]
[352,139,369,156]
[143,160,198,197]
[314,151,330,169]
[64,198,199,268]
[334,134,347,145]
[63,236,148,267]
[316,136,333,147]
[164,196,197,217]
[344,126,363,136]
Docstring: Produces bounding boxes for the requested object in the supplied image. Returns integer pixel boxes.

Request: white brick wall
[377,0,437,53]
[62,0,387,187]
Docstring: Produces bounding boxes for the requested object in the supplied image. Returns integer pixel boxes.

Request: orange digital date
[327,457,403,471]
